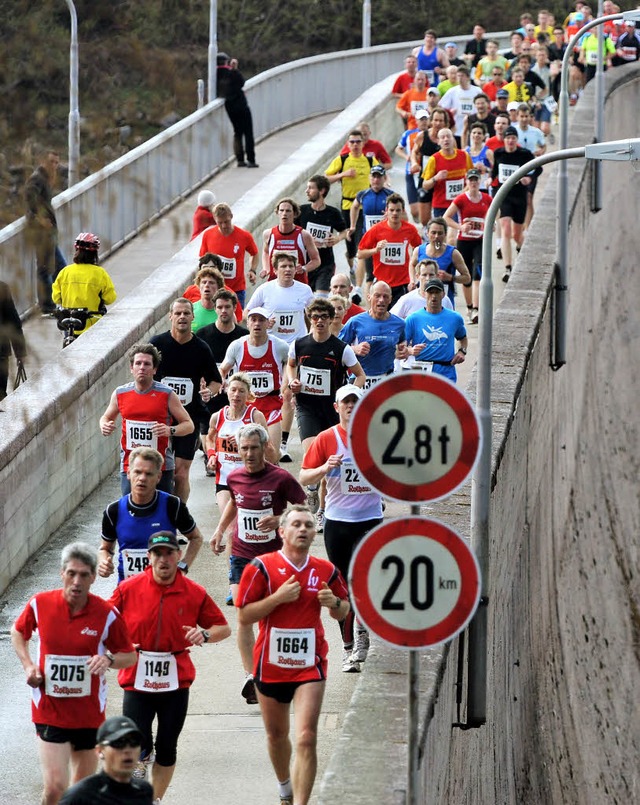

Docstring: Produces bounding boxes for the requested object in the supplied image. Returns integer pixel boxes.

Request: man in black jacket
[217,53,259,168]
[0,281,26,401]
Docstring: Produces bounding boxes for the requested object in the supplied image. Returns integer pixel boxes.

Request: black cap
[370,165,386,176]
[148,531,180,551]
[496,89,509,99]
[467,168,481,179]
[504,126,519,138]
[425,278,445,292]
[97,716,143,746]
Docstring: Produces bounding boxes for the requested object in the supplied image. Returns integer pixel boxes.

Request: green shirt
[191,301,217,332]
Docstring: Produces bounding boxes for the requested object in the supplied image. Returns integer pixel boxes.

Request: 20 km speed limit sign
[349,518,481,649]
[348,372,481,502]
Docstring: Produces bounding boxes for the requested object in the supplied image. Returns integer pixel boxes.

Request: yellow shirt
[325,153,379,209]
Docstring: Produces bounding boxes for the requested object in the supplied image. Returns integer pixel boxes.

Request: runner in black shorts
[150,297,221,502]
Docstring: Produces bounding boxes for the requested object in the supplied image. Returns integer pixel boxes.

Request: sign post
[347,373,482,804]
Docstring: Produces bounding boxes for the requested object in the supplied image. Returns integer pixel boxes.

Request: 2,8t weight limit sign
[349,373,481,502]
[349,518,481,649]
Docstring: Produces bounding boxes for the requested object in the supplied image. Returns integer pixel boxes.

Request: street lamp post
[362,0,371,49]
[466,138,640,727]
[554,8,640,369]
[207,0,218,104]
[64,0,79,186]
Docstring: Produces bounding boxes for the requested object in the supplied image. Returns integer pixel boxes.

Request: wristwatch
[170,426,177,436]
[201,630,210,643]
[333,597,342,609]
[458,347,467,355]
[177,561,189,574]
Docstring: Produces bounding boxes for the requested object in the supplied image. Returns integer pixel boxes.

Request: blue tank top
[466,144,491,170]
[417,244,457,307]
[116,491,175,581]
[417,48,440,86]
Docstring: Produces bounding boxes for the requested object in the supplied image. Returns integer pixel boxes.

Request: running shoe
[496,247,502,260]
[225,588,233,606]
[471,308,479,324]
[342,649,361,673]
[467,307,475,324]
[279,443,292,463]
[315,509,325,534]
[280,798,293,805]
[306,486,319,513]
[132,753,154,780]
[352,628,370,664]
[241,674,258,704]
[502,266,511,283]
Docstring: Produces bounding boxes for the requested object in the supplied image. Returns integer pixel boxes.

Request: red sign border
[349,517,481,649]
[349,373,480,502]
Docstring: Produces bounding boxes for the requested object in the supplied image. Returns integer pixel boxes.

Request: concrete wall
[0,75,398,595]
[320,64,640,804]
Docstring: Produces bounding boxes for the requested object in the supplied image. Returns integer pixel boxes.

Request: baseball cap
[97,716,143,746]
[425,278,445,292]
[415,109,430,119]
[370,165,386,176]
[445,42,457,49]
[507,102,520,113]
[504,125,519,138]
[148,531,180,551]
[426,88,440,96]
[247,306,271,319]
[335,384,364,403]
[496,89,509,99]
[466,168,481,179]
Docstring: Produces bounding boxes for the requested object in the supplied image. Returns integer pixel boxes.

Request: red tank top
[116,382,172,470]
[432,150,471,210]
[239,339,283,399]
[267,226,309,283]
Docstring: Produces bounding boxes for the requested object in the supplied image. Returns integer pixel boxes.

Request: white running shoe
[315,509,325,533]
[342,648,361,673]
[279,443,292,463]
[352,627,370,664]
[306,486,319,513]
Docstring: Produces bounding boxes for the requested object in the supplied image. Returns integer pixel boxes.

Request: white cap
[247,306,271,319]
[335,384,364,403]
[507,102,520,112]
[198,190,216,207]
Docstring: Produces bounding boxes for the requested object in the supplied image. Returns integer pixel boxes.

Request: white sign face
[349,373,481,503]
[349,518,481,649]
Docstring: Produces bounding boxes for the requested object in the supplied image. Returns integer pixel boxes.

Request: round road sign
[349,517,481,649]
[348,372,481,502]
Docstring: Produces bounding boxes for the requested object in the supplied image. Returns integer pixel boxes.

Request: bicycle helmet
[74,232,101,252]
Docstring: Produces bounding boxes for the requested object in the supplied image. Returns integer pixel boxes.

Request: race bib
[274,310,303,338]
[364,214,384,231]
[445,178,464,200]
[305,222,331,243]
[380,242,407,265]
[125,420,158,451]
[340,460,373,494]
[463,217,485,238]
[498,163,518,184]
[122,548,149,579]
[586,50,598,65]
[248,371,274,396]
[413,360,435,373]
[268,628,315,669]
[460,98,474,115]
[162,376,194,405]
[134,651,178,693]
[44,655,91,698]
[363,374,385,390]
[543,95,558,112]
[621,46,637,61]
[410,100,429,116]
[237,507,276,543]
[425,70,435,85]
[299,365,330,396]
[219,256,236,279]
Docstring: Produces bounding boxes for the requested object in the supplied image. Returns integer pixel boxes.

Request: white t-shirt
[248,280,314,344]
[439,84,483,135]
[390,288,453,319]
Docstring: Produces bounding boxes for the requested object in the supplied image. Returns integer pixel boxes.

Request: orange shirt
[396,87,430,130]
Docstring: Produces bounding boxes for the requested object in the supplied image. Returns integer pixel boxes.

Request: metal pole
[555,12,624,369]
[407,503,420,804]
[362,0,371,49]
[65,0,79,186]
[467,145,586,726]
[207,0,218,104]
[593,1,605,212]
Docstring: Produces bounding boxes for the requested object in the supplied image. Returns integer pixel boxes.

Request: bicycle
[54,308,104,348]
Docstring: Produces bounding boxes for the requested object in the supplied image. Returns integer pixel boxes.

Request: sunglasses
[348,139,362,144]
[310,313,331,321]
[107,736,140,749]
